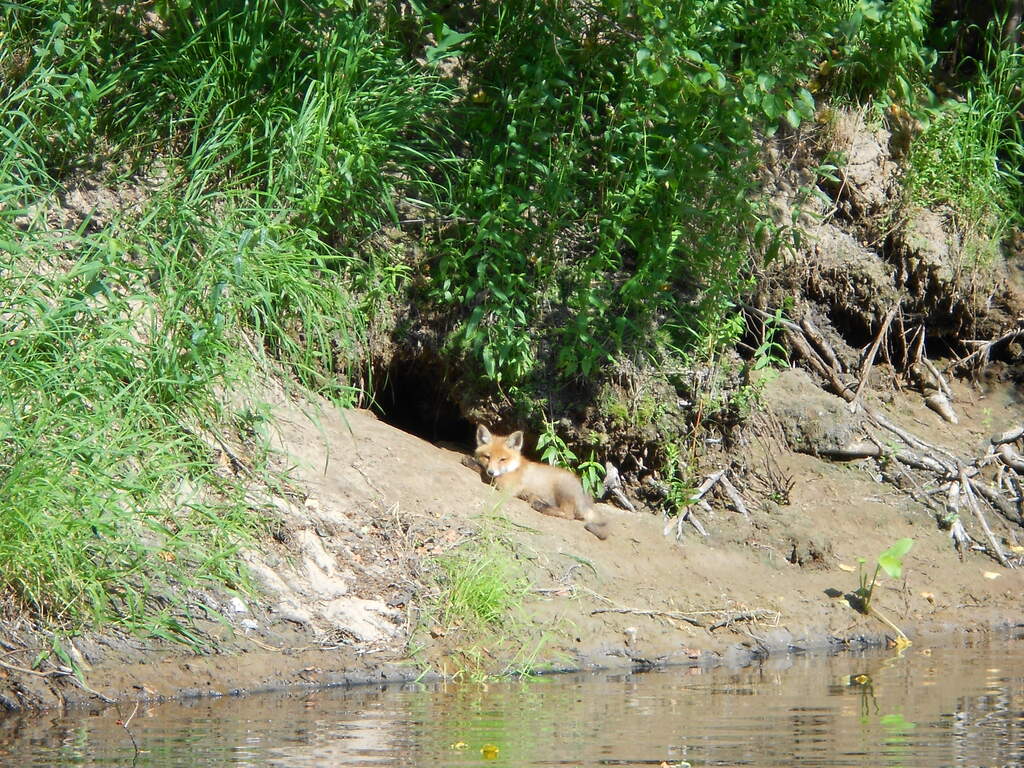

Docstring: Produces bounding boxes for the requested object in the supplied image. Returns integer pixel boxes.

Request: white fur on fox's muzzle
[487,457,520,477]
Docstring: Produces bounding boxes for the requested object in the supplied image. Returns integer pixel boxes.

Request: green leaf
[482,345,496,379]
[795,87,816,118]
[878,538,913,578]
[426,25,472,64]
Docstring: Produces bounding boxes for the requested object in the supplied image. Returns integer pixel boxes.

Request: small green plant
[537,421,577,468]
[752,305,791,372]
[577,452,606,499]
[537,422,605,498]
[853,537,914,647]
[435,533,529,632]
[662,442,693,518]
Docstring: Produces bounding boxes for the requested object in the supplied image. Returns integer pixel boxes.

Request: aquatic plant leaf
[878,538,913,578]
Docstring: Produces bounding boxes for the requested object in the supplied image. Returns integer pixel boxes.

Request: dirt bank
[3,369,1022,713]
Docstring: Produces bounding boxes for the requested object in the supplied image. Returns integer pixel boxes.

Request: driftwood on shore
[651,467,752,540]
[748,305,1023,568]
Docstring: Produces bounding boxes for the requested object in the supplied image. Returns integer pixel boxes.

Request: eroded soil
[3,368,1023,713]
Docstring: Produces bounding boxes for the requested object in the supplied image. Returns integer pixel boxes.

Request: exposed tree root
[749,304,1023,568]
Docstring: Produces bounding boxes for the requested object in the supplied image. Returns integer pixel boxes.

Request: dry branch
[921,356,954,399]
[591,607,705,628]
[996,444,1024,473]
[719,475,751,519]
[603,461,637,512]
[755,304,1023,566]
[851,305,898,410]
[708,609,780,631]
[961,470,1011,568]
[944,326,1024,373]
[992,426,1024,447]
[799,316,843,372]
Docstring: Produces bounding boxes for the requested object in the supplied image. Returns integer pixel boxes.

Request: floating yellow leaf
[838,563,856,572]
[892,634,912,651]
[450,742,468,751]
[481,744,500,759]
[983,571,1001,580]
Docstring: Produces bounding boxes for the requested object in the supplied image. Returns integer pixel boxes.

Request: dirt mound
[761,107,1023,351]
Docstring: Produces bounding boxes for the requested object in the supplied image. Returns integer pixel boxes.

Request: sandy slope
[3,375,1023,712]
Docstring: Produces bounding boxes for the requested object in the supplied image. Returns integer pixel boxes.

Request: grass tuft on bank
[1,0,451,639]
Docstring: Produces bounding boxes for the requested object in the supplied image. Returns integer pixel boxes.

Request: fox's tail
[583,508,609,540]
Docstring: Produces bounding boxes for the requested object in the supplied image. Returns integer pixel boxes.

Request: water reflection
[1,637,1022,767]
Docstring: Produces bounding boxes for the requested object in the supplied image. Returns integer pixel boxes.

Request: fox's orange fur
[474,425,608,540]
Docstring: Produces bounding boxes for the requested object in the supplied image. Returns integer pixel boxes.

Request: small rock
[228,596,248,613]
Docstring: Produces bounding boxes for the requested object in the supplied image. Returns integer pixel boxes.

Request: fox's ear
[476,424,492,446]
[506,431,524,451]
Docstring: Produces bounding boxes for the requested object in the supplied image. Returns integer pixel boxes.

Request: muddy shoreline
[5,612,1021,715]
[4,381,1024,714]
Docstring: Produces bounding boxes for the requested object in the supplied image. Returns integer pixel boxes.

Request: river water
[2,635,1022,767]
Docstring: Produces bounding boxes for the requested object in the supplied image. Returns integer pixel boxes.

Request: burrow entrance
[367,356,474,446]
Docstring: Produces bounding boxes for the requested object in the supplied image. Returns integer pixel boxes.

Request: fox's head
[474,425,524,478]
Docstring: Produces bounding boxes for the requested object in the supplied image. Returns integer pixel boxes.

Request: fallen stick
[892,450,952,475]
[968,477,1022,525]
[851,305,898,411]
[945,481,970,560]
[719,474,751,519]
[799,316,843,372]
[117,701,141,761]
[870,411,957,471]
[603,462,637,512]
[960,470,1011,567]
[921,356,954,399]
[687,504,710,537]
[591,607,705,628]
[692,469,726,500]
[708,609,780,631]
[944,326,1024,373]
[992,426,1024,446]
[1009,473,1024,520]
[996,444,1024,473]
[819,441,882,460]
[663,506,709,539]
[664,471,722,539]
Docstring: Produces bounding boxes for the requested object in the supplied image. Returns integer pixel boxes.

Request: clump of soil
[759,107,1023,355]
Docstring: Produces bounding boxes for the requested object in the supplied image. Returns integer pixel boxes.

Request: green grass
[435,533,531,631]
[905,24,1024,247]
[0,0,453,641]
[425,523,544,679]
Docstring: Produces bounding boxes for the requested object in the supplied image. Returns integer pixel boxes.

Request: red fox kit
[474,425,608,540]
